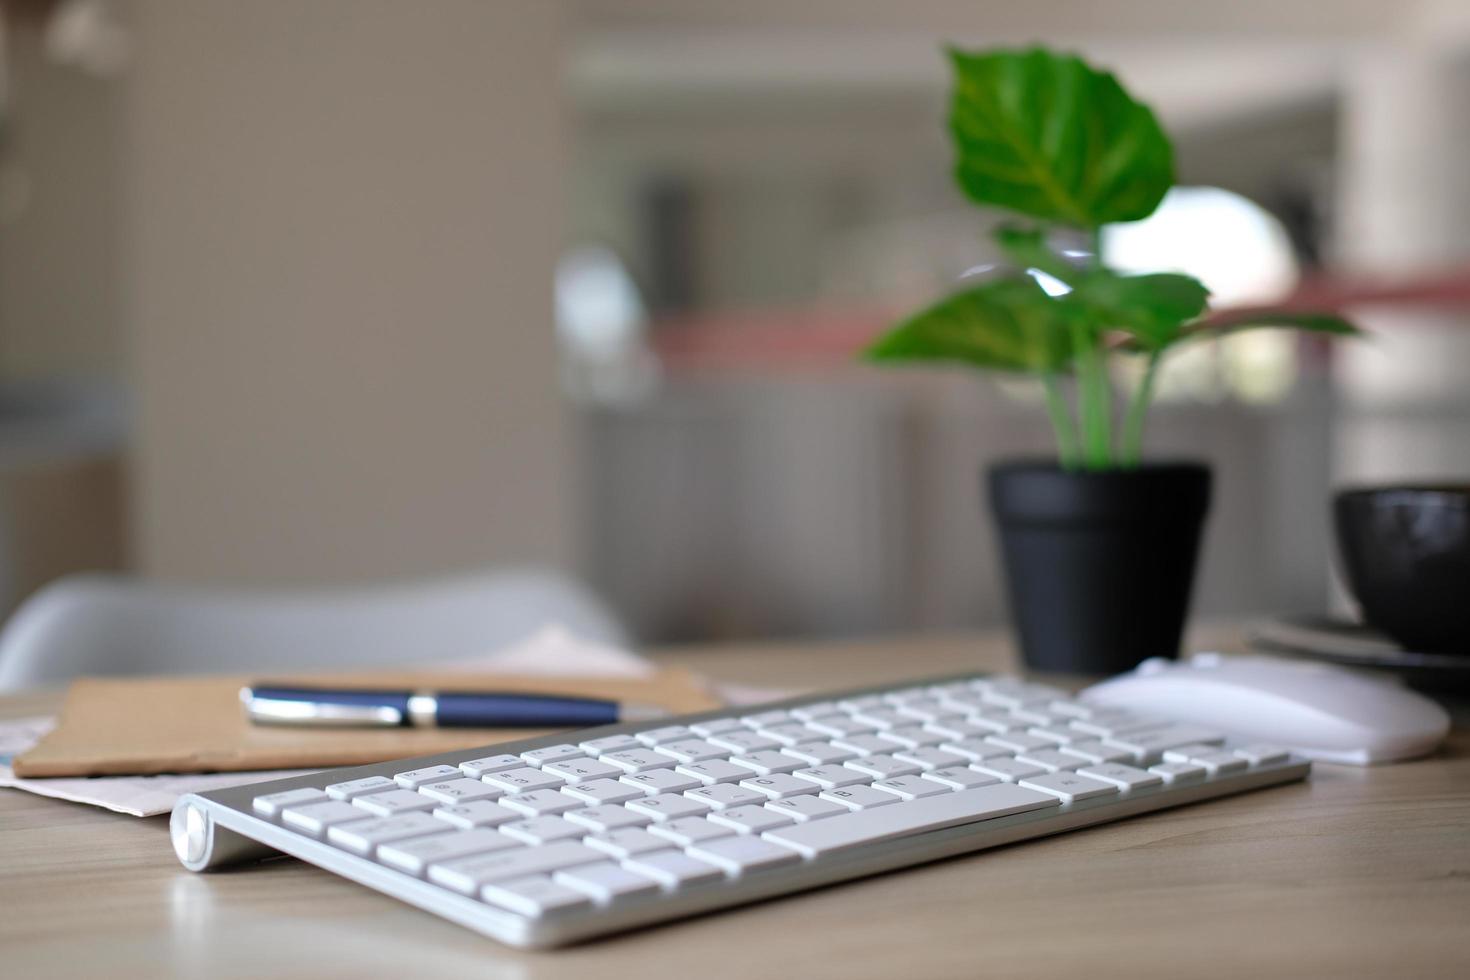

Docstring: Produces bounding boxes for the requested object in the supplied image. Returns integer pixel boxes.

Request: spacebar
[762,784,1060,858]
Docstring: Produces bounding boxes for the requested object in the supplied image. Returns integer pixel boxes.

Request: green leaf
[1072,271,1209,350]
[992,225,1083,286]
[948,46,1174,228]
[865,276,1072,372]
[1187,310,1362,340]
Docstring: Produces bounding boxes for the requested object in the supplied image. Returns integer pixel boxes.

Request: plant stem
[1121,350,1162,466]
[1041,372,1080,470]
[1070,320,1113,468]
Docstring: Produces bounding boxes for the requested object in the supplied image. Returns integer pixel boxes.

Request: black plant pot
[988,461,1212,675]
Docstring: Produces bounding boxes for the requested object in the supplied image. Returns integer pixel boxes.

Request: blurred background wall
[0,0,1466,644]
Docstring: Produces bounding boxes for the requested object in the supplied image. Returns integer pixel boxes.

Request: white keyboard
[172,673,1309,948]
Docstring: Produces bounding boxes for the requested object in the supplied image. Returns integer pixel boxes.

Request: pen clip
[241,687,405,727]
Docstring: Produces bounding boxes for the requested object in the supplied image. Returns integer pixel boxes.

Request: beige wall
[125,0,573,584]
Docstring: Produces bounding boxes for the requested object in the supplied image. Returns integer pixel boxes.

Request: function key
[459,754,523,778]
[326,776,397,800]
[579,734,641,756]
[394,765,462,789]
[634,725,696,747]
[252,787,328,819]
[520,744,584,768]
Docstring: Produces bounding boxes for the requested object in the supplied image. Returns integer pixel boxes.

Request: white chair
[0,570,627,691]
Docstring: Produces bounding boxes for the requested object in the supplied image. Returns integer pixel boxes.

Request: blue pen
[240,684,667,729]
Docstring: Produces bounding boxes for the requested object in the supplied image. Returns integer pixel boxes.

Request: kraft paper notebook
[14,667,720,778]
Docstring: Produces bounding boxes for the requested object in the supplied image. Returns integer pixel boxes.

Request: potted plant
[866,46,1359,674]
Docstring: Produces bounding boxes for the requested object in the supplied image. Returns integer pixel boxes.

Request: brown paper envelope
[14,667,720,777]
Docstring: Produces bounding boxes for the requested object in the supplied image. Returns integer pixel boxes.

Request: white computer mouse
[1080,653,1451,765]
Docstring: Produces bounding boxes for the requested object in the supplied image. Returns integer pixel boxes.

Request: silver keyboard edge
[178,671,1312,949]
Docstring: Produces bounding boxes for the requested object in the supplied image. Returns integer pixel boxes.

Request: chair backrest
[0,570,627,691]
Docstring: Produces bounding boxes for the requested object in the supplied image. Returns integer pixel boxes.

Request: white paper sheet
[0,625,788,818]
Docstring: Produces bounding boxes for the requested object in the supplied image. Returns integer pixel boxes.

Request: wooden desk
[3,632,1468,980]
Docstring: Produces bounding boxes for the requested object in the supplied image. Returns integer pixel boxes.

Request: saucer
[1248,614,1470,688]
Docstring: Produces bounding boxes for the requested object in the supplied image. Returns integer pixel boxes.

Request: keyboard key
[686,836,801,877]
[689,717,744,737]
[432,801,520,830]
[790,702,842,722]
[481,875,592,918]
[982,683,1067,709]
[635,725,695,746]
[1059,740,1134,765]
[1070,714,1169,739]
[282,800,369,838]
[1013,749,1086,773]
[483,767,566,793]
[542,758,623,784]
[1162,743,1231,764]
[729,751,802,776]
[601,749,677,774]
[782,742,859,766]
[626,793,712,822]
[1105,727,1225,764]
[1019,771,1119,803]
[499,788,581,817]
[1028,725,1086,745]
[584,828,669,859]
[675,759,751,785]
[757,723,819,746]
[836,695,886,712]
[818,785,900,811]
[501,816,588,845]
[1234,744,1291,766]
[845,755,922,781]
[325,776,397,800]
[615,767,700,797]
[966,713,1024,735]
[1188,751,1249,775]
[653,739,729,764]
[1149,761,1207,784]
[1076,764,1164,791]
[741,709,793,728]
[983,732,1054,754]
[378,828,517,876]
[922,720,993,741]
[708,731,781,755]
[940,739,1014,763]
[622,850,725,889]
[521,744,585,768]
[554,862,660,903]
[352,789,437,817]
[579,735,641,756]
[685,783,767,810]
[648,816,735,847]
[736,772,820,800]
[921,767,1000,791]
[328,812,448,856]
[564,804,651,834]
[973,758,1048,783]
[763,783,1058,858]
[253,787,327,818]
[417,778,504,805]
[394,765,461,789]
[459,754,523,778]
[870,776,949,801]
[706,804,795,834]
[891,747,969,771]
[877,727,946,750]
[807,716,878,739]
[790,764,868,790]
[428,842,602,894]
[765,794,850,821]
[895,698,962,723]
[848,708,910,730]
[562,779,644,806]
[831,734,898,756]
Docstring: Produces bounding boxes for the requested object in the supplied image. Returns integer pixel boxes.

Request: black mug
[1334,485,1470,655]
